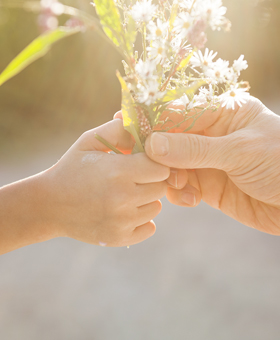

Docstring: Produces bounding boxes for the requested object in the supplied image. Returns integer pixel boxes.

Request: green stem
[142,24,147,62]
[154,107,208,133]
[95,134,124,154]
[190,0,197,14]
[160,54,181,92]
[129,123,145,153]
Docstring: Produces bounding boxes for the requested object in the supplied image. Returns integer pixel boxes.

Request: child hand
[40,119,170,247]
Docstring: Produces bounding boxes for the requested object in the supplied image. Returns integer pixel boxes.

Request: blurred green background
[0,0,279,160]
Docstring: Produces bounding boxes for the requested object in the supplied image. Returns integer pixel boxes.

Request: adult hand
[145,97,280,235]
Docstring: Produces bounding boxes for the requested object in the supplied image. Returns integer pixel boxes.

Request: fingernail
[151,133,169,156]
[182,192,196,206]
[167,170,178,188]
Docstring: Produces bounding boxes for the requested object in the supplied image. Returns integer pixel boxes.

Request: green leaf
[94,0,124,48]
[0,27,81,87]
[177,50,195,71]
[116,71,144,153]
[161,80,207,103]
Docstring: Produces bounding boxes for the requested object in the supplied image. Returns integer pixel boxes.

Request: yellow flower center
[183,22,190,29]
[203,60,208,66]
[230,91,236,97]
[158,47,163,54]
[215,71,221,77]
[156,28,162,37]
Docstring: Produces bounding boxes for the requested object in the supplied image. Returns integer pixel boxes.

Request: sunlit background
[1,0,280,339]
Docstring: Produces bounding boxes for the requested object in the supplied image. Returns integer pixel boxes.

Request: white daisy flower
[146,19,169,41]
[147,40,167,63]
[198,84,218,103]
[233,55,248,73]
[196,0,227,30]
[137,80,163,105]
[170,35,184,53]
[173,93,192,109]
[130,0,157,23]
[192,95,207,108]
[135,59,157,80]
[178,0,196,11]
[173,93,206,111]
[205,58,230,83]
[173,12,194,39]
[226,67,238,83]
[219,86,250,110]
[178,0,193,10]
[191,48,217,71]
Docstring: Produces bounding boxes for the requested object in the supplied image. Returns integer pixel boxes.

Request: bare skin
[145,97,280,235]
[0,119,170,255]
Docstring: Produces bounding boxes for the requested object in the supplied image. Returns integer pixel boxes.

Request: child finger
[75,119,134,153]
[136,200,162,226]
[128,221,157,246]
[135,182,168,206]
[113,111,123,120]
[126,153,170,183]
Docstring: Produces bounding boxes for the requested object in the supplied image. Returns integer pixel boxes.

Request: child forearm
[0,173,56,255]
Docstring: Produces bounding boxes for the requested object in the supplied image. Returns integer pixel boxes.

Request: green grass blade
[94,134,124,154]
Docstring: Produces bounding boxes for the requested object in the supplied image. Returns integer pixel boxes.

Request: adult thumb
[145,132,232,171]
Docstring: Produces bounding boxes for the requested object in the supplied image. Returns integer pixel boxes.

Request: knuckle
[224,131,269,173]
[247,96,263,109]
[160,181,168,196]
[107,163,124,181]
[153,182,168,200]
[113,208,132,229]
[182,135,210,167]
[182,135,194,160]
[80,130,92,141]
[228,131,262,156]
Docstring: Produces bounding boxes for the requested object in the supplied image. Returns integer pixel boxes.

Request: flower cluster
[93,0,250,150]
[38,0,64,32]
[38,0,85,32]
[0,0,252,154]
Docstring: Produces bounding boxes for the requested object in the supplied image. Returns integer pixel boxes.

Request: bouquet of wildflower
[0,0,250,154]
[92,0,250,153]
